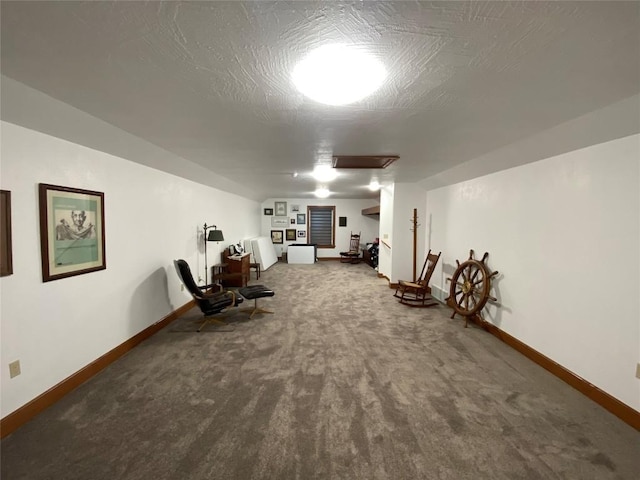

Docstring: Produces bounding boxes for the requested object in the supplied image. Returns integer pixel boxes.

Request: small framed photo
[271,230,283,244]
[290,218,295,224]
[297,213,306,224]
[271,216,288,228]
[38,183,106,282]
[1,190,13,277]
[297,230,306,238]
[264,208,273,215]
[274,201,287,216]
[286,229,296,241]
[339,216,347,227]
[291,204,300,212]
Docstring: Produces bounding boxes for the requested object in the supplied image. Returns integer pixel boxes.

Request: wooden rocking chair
[394,250,441,307]
[339,232,361,263]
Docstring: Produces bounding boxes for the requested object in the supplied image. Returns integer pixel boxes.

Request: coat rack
[410,208,420,281]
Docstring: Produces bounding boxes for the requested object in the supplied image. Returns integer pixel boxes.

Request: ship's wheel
[446,250,499,327]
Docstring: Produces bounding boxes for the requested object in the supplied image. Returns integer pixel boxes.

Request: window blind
[308,206,335,248]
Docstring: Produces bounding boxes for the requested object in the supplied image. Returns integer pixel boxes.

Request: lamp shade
[207,229,224,242]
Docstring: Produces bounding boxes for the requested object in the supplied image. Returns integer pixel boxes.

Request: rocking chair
[394,250,441,307]
[340,232,361,263]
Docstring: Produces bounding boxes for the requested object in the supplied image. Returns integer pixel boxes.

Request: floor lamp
[203,223,224,285]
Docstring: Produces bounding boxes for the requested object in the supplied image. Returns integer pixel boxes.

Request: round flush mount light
[368,180,381,191]
[292,44,387,106]
[314,187,331,198]
[312,165,338,182]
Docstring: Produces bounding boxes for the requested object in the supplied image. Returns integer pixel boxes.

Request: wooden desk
[220,251,250,287]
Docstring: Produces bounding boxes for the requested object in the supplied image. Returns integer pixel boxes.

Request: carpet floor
[2,261,639,479]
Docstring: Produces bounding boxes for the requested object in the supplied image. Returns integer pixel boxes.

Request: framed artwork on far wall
[297,230,306,238]
[297,213,306,224]
[339,216,347,227]
[274,201,287,216]
[264,208,273,215]
[271,230,283,244]
[271,216,288,228]
[286,229,296,241]
[38,183,106,282]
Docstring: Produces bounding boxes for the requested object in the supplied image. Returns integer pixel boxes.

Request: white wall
[377,185,394,278]
[376,183,428,283]
[0,122,260,417]
[426,134,640,410]
[391,183,427,283]
[260,198,380,258]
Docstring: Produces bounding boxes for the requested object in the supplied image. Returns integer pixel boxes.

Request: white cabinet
[287,244,315,264]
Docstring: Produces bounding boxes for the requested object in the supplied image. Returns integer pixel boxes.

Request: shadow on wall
[483,272,511,329]
[437,261,457,299]
[128,267,171,335]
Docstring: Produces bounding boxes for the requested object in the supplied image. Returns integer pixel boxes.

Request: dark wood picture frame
[286,229,296,241]
[339,216,347,227]
[39,183,106,282]
[0,190,13,276]
[297,213,306,224]
[264,208,273,215]
[270,230,283,244]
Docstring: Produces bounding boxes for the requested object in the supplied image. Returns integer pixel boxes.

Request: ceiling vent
[332,155,399,169]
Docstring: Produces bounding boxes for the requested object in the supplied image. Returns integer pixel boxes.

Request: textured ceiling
[1,1,639,200]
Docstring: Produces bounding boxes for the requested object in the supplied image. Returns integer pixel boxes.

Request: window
[307,206,335,248]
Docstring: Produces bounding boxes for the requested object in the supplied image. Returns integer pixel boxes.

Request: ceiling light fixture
[312,165,338,182]
[314,187,331,198]
[292,44,387,106]
[368,181,381,191]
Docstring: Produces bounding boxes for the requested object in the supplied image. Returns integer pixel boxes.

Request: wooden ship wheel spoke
[446,250,499,327]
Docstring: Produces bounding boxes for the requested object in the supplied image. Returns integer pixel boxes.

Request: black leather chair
[238,285,275,319]
[174,259,243,331]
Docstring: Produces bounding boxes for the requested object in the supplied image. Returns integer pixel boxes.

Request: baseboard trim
[376,273,398,289]
[471,317,640,431]
[0,300,195,438]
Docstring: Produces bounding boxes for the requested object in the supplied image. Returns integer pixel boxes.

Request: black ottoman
[238,285,275,319]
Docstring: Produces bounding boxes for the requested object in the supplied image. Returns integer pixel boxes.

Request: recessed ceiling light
[292,44,387,106]
[314,187,331,198]
[368,181,381,191]
[312,165,337,182]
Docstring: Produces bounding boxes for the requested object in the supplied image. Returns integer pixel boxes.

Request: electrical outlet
[636,363,640,379]
[9,360,21,378]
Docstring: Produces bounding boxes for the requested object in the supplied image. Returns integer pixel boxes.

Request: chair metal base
[239,298,274,319]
